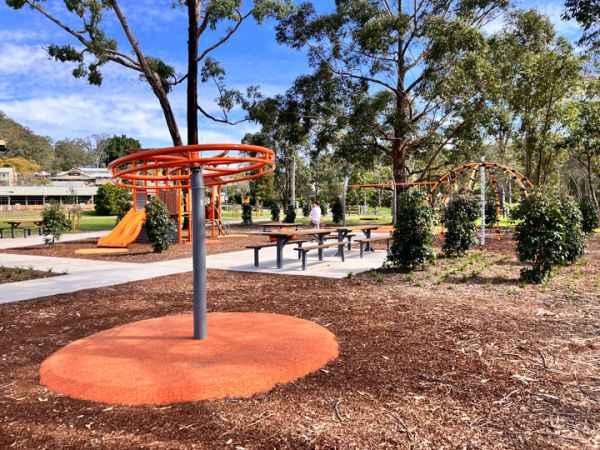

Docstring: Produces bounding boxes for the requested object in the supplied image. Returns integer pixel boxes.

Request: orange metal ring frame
[108,143,276,190]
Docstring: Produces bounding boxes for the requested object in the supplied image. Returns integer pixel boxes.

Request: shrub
[559,195,585,263]
[95,183,131,216]
[302,201,311,217]
[242,204,253,225]
[41,202,71,246]
[270,203,281,222]
[387,188,435,271]
[320,201,328,216]
[145,197,175,253]
[513,192,585,283]
[442,196,479,257]
[283,204,296,223]
[332,198,343,224]
[579,197,598,234]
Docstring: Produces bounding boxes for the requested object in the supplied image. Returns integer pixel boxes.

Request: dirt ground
[0,233,598,448]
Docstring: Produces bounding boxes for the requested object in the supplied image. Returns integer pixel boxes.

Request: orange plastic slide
[97,208,146,248]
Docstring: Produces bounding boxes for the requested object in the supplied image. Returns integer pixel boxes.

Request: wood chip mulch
[0,233,598,448]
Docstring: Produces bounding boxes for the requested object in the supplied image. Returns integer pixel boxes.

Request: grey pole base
[191,166,207,340]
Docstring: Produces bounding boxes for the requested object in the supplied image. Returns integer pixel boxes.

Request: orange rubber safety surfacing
[74,248,129,254]
[40,312,339,405]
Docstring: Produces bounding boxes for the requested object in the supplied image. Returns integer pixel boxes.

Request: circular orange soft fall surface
[40,312,339,405]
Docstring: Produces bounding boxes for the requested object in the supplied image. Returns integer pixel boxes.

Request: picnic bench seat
[322,233,356,250]
[294,241,346,271]
[356,236,392,257]
[0,227,10,238]
[246,240,307,267]
[20,225,42,237]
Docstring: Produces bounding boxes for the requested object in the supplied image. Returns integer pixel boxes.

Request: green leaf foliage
[145,197,175,253]
[42,203,71,246]
[242,204,253,225]
[283,204,296,223]
[580,197,599,234]
[331,198,343,224]
[387,188,435,271]
[94,184,131,216]
[270,203,281,221]
[512,191,585,283]
[302,200,311,217]
[442,196,479,258]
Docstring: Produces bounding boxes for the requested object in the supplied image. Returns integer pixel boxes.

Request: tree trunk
[187,0,199,146]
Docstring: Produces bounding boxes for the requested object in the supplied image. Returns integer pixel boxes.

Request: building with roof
[0,185,99,210]
[47,167,111,186]
[0,167,17,187]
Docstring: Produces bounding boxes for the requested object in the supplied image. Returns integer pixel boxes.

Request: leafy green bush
[270,203,281,222]
[95,183,131,216]
[145,197,175,253]
[332,198,343,224]
[579,197,598,234]
[320,201,328,216]
[513,192,585,283]
[302,200,311,217]
[559,195,585,263]
[242,204,253,225]
[41,202,71,246]
[283,204,296,223]
[387,188,435,271]
[442,196,479,257]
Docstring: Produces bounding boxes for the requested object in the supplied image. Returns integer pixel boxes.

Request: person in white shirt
[309,200,321,228]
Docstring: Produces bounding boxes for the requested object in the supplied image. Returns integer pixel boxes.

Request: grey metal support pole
[480,156,486,246]
[291,157,296,208]
[190,166,207,340]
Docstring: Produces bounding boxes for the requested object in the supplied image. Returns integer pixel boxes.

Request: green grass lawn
[0,210,117,232]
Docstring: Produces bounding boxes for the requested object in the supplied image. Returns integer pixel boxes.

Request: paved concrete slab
[0,231,108,250]
[0,234,389,303]
[205,244,387,278]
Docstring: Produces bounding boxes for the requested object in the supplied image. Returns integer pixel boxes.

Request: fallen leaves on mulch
[0,233,598,449]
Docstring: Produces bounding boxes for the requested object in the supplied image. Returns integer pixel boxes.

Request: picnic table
[6,219,43,238]
[261,222,302,232]
[259,228,332,269]
[333,225,380,254]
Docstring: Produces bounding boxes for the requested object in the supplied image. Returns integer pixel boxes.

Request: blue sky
[0,0,584,149]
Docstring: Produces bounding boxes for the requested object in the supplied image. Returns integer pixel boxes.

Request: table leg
[315,234,326,260]
[11,224,16,239]
[276,237,290,269]
[335,231,346,256]
[365,230,373,251]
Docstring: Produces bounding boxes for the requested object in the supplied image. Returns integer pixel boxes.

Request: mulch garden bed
[0,266,60,285]
[0,233,598,448]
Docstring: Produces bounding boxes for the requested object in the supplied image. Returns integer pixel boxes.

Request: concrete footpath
[0,232,388,304]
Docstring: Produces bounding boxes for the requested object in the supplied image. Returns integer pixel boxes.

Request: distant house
[0,167,17,186]
[0,185,98,210]
[47,166,111,186]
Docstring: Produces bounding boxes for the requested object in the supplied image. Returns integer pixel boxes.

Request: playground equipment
[98,208,146,248]
[107,143,275,339]
[429,160,534,242]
